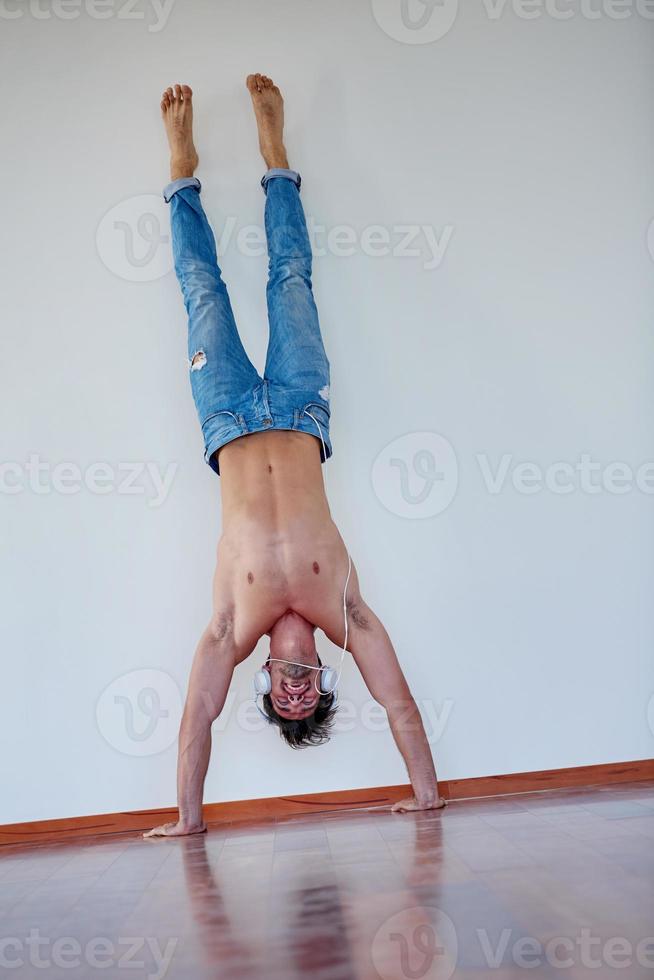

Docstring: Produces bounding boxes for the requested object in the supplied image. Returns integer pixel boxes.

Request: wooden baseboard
[2,758,652,847]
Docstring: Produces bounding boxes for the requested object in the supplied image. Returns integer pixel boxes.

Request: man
[145,75,445,838]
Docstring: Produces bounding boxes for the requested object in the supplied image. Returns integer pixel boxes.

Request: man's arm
[344,590,446,812]
[144,618,238,837]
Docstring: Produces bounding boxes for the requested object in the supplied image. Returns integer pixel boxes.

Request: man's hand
[143,820,207,839]
[391,797,448,813]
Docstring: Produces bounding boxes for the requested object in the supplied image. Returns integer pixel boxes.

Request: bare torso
[214,430,352,660]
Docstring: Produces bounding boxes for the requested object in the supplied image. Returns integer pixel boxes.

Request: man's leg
[246,75,332,455]
[161,85,261,469]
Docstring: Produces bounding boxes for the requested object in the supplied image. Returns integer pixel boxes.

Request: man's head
[261,611,338,748]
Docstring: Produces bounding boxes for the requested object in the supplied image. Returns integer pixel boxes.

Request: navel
[247,571,254,585]
[268,464,273,474]
[312,561,320,575]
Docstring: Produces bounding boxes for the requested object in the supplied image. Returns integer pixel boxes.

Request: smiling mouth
[274,682,318,714]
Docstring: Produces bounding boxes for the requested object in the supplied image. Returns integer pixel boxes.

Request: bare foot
[246,73,289,170]
[160,83,199,181]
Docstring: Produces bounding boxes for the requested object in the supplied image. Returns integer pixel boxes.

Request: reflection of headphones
[253,553,352,721]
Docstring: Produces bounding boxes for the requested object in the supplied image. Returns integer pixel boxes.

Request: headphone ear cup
[253,670,272,695]
[319,667,338,694]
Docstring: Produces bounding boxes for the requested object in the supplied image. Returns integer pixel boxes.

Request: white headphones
[253,552,352,721]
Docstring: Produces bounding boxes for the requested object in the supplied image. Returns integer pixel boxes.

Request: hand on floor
[143,820,207,839]
[391,797,448,813]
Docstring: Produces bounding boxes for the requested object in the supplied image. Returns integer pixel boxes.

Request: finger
[143,826,166,838]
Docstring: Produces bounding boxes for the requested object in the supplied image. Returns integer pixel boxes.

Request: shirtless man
[145,75,445,838]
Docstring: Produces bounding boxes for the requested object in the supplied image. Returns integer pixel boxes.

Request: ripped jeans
[163,170,332,475]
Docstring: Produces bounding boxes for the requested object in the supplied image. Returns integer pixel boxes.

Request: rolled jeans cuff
[163,176,202,203]
[261,168,301,193]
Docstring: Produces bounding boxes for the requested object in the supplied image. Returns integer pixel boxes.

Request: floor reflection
[179,810,448,980]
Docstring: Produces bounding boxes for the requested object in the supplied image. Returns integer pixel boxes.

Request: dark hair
[261,656,338,748]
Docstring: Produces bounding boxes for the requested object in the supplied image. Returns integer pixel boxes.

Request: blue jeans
[163,170,332,475]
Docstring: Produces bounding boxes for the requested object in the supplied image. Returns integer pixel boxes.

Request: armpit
[209,610,234,643]
[346,597,371,631]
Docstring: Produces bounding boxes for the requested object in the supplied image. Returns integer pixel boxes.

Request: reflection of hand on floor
[179,833,263,972]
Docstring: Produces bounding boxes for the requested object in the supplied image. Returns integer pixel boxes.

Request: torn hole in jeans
[190,350,207,372]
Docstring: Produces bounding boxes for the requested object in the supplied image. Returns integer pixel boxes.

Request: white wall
[2,0,654,824]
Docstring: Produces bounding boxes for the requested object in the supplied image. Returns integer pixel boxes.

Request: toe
[246,74,257,92]
[173,83,182,100]
[254,73,263,91]
[181,84,193,101]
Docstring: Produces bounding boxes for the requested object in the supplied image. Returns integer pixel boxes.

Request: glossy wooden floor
[2,781,653,979]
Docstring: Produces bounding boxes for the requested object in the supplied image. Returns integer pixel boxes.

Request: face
[266,659,321,721]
